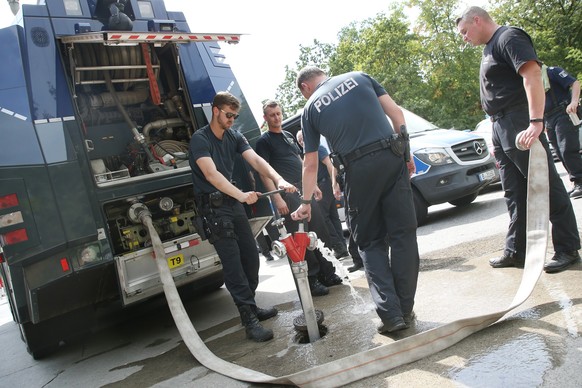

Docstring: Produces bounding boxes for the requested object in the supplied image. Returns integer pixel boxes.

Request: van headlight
[414,148,454,165]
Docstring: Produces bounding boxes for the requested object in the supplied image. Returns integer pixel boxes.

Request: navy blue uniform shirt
[188,125,251,195]
[301,71,394,155]
[545,66,578,111]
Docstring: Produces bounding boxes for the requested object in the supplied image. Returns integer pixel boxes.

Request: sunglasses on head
[220,109,239,120]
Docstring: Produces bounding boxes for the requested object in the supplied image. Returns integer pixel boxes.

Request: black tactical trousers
[545,111,582,184]
[492,110,580,257]
[345,148,419,322]
[204,201,260,307]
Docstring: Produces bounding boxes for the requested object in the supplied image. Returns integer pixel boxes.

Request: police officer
[189,92,296,342]
[543,65,582,198]
[456,6,581,273]
[292,66,420,333]
[256,100,343,297]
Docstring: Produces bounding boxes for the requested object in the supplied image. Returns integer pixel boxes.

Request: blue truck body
[0,0,263,358]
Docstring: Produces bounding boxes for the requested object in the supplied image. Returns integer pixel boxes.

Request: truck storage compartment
[60,36,200,186]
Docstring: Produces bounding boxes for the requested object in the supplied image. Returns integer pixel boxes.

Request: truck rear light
[0,194,19,209]
[1,228,28,245]
[60,258,70,272]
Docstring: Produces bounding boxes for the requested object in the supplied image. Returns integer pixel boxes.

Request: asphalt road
[1,164,581,388]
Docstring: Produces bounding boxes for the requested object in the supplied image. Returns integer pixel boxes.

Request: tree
[275,40,335,119]
[409,0,483,128]
[491,0,582,79]
[331,7,427,114]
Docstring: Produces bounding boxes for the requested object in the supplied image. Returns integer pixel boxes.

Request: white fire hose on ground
[143,139,548,387]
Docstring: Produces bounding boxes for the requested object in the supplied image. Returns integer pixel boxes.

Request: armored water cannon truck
[0,0,264,358]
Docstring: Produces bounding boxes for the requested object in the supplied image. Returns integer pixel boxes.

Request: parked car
[281,109,499,225]
[473,117,582,164]
[472,119,500,182]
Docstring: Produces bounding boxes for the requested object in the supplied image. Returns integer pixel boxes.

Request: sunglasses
[220,109,239,120]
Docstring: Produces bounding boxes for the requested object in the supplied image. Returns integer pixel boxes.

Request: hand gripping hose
[148,139,548,387]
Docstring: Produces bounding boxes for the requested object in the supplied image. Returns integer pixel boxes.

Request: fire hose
[144,139,548,387]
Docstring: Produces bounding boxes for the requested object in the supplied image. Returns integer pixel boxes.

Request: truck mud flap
[149,141,549,387]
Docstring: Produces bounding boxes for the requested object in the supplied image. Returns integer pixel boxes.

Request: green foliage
[491,0,582,79]
[275,0,582,129]
[275,40,335,119]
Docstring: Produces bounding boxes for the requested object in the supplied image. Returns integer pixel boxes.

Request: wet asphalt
[1,168,581,387]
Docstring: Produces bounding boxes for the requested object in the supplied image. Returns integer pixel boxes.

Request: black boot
[238,305,273,342]
[308,277,329,296]
[251,305,278,321]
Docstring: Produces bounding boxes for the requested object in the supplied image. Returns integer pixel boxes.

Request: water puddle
[449,332,553,387]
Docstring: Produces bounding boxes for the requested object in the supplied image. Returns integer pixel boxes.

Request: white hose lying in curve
[146,139,548,387]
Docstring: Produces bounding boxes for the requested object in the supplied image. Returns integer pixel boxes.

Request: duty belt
[544,102,567,118]
[197,191,236,208]
[489,104,528,122]
[343,138,392,165]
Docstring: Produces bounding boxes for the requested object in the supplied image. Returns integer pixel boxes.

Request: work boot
[237,305,273,342]
[308,278,329,297]
[403,311,416,326]
[251,305,278,321]
[377,316,407,334]
[347,260,364,272]
[569,184,582,199]
[544,251,581,273]
[333,244,350,260]
[489,253,524,268]
[319,273,343,287]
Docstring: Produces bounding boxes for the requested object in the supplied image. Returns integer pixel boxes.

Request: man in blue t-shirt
[543,65,582,197]
[292,67,419,334]
[189,92,296,342]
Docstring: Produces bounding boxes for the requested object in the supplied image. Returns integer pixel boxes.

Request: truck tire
[412,188,428,226]
[449,192,479,207]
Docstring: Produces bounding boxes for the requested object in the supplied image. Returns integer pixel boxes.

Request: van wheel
[449,192,478,207]
[412,189,428,226]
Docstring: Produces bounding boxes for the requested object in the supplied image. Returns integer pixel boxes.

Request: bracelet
[529,118,544,123]
[300,198,312,205]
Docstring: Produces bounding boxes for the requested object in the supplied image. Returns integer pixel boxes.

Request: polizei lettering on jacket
[313,77,359,112]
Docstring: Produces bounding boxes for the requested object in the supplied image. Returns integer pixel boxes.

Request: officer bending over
[292,67,420,334]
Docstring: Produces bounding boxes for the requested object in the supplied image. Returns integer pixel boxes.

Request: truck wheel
[449,192,479,207]
[20,322,60,360]
[412,189,428,226]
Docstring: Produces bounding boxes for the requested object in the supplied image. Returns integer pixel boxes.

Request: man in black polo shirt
[456,6,580,273]
[256,100,343,297]
[292,67,419,334]
[189,92,296,342]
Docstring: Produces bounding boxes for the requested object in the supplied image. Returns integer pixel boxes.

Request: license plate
[167,254,185,269]
[479,169,495,182]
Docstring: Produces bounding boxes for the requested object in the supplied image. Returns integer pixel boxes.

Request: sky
[0,0,406,123]
[0,1,476,123]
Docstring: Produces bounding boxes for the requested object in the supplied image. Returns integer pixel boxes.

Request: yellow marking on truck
[167,253,185,269]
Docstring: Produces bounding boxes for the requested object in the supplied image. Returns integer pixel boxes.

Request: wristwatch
[529,118,544,123]
[300,197,312,205]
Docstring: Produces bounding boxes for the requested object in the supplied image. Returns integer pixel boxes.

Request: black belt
[196,191,236,208]
[343,138,392,165]
[545,103,567,118]
[489,104,528,122]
